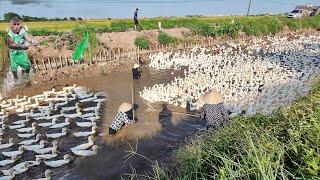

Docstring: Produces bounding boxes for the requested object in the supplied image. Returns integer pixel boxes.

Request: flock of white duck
[0,84,106,179]
[141,33,320,117]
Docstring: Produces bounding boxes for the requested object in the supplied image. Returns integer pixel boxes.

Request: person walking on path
[134,8,139,30]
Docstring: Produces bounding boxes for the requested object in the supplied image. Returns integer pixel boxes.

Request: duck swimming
[44,154,71,168]
[38,118,57,128]
[0,138,14,150]
[35,148,58,160]
[33,141,58,154]
[71,145,99,157]
[45,128,68,139]
[0,156,19,167]
[49,118,70,129]
[73,125,97,137]
[16,122,37,133]
[18,134,41,145]
[33,169,52,180]
[2,146,25,158]
[23,140,46,151]
[70,135,94,151]
[17,128,36,138]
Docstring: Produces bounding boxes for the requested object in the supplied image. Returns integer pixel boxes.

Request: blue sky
[0,0,318,19]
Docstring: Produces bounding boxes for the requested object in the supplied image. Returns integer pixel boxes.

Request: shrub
[268,18,283,34]
[192,23,216,37]
[157,32,178,45]
[134,36,151,49]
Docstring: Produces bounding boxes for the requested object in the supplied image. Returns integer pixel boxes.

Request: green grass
[150,81,320,179]
[134,36,151,49]
[0,15,319,37]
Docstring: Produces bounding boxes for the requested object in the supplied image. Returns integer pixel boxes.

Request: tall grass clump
[157,32,178,45]
[150,81,320,179]
[134,36,151,49]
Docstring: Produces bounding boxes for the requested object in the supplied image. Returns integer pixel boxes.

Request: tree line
[2,12,84,22]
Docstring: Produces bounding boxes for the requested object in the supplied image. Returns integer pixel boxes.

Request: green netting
[72,31,90,61]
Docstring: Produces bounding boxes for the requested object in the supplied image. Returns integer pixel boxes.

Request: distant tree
[69,17,76,21]
[4,12,21,22]
[63,17,68,21]
[77,17,83,20]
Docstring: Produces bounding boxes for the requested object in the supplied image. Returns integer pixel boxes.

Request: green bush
[191,23,216,37]
[268,18,283,34]
[217,22,241,37]
[286,20,301,31]
[243,21,268,36]
[134,36,151,49]
[157,32,178,45]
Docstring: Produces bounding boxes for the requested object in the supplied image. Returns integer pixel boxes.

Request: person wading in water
[109,103,136,135]
[200,91,229,130]
[6,16,38,83]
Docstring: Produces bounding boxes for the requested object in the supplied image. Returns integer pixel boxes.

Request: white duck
[12,163,28,175]
[18,128,36,138]
[1,168,14,176]
[82,103,101,112]
[73,125,97,137]
[2,146,25,157]
[26,157,42,168]
[44,154,71,168]
[70,136,94,151]
[38,118,57,128]
[13,116,30,125]
[8,122,26,130]
[18,134,41,145]
[60,103,79,112]
[0,138,14,150]
[79,110,99,119]
[62,84,77,92]
[16,122,37,133]
[35,149,58,160]
[71,145,99,157]
[76,120,96,128]
[0,156,18,167]
[46,128,68,139]
[0,170,15,180]
[92,98,106,103]
[49,118,70,129]
[62,108,82,118]
[33,141,58,154]
[24,140,46,151]
[33,169,52,180]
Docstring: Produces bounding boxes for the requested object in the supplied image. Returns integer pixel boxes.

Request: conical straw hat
[118,103,133,112]
[133,63,140,69]
[202,91,223,105]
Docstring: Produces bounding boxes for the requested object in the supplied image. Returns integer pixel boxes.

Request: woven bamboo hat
[118,103,133,112]
[202,91,223,105]
[133,63,140,69]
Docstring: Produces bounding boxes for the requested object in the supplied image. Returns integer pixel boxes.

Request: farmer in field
[134,8,139,30]
[201,91,229,130]
[109,103,136,135]
[6,16,38,80]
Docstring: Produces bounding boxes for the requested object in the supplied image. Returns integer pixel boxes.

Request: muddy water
[8,66,204,179]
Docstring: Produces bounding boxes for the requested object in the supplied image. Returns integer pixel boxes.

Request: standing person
[6,16,38,80]
[109,103,136,135]
[134,8,139,30]
[200,91,229,130]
